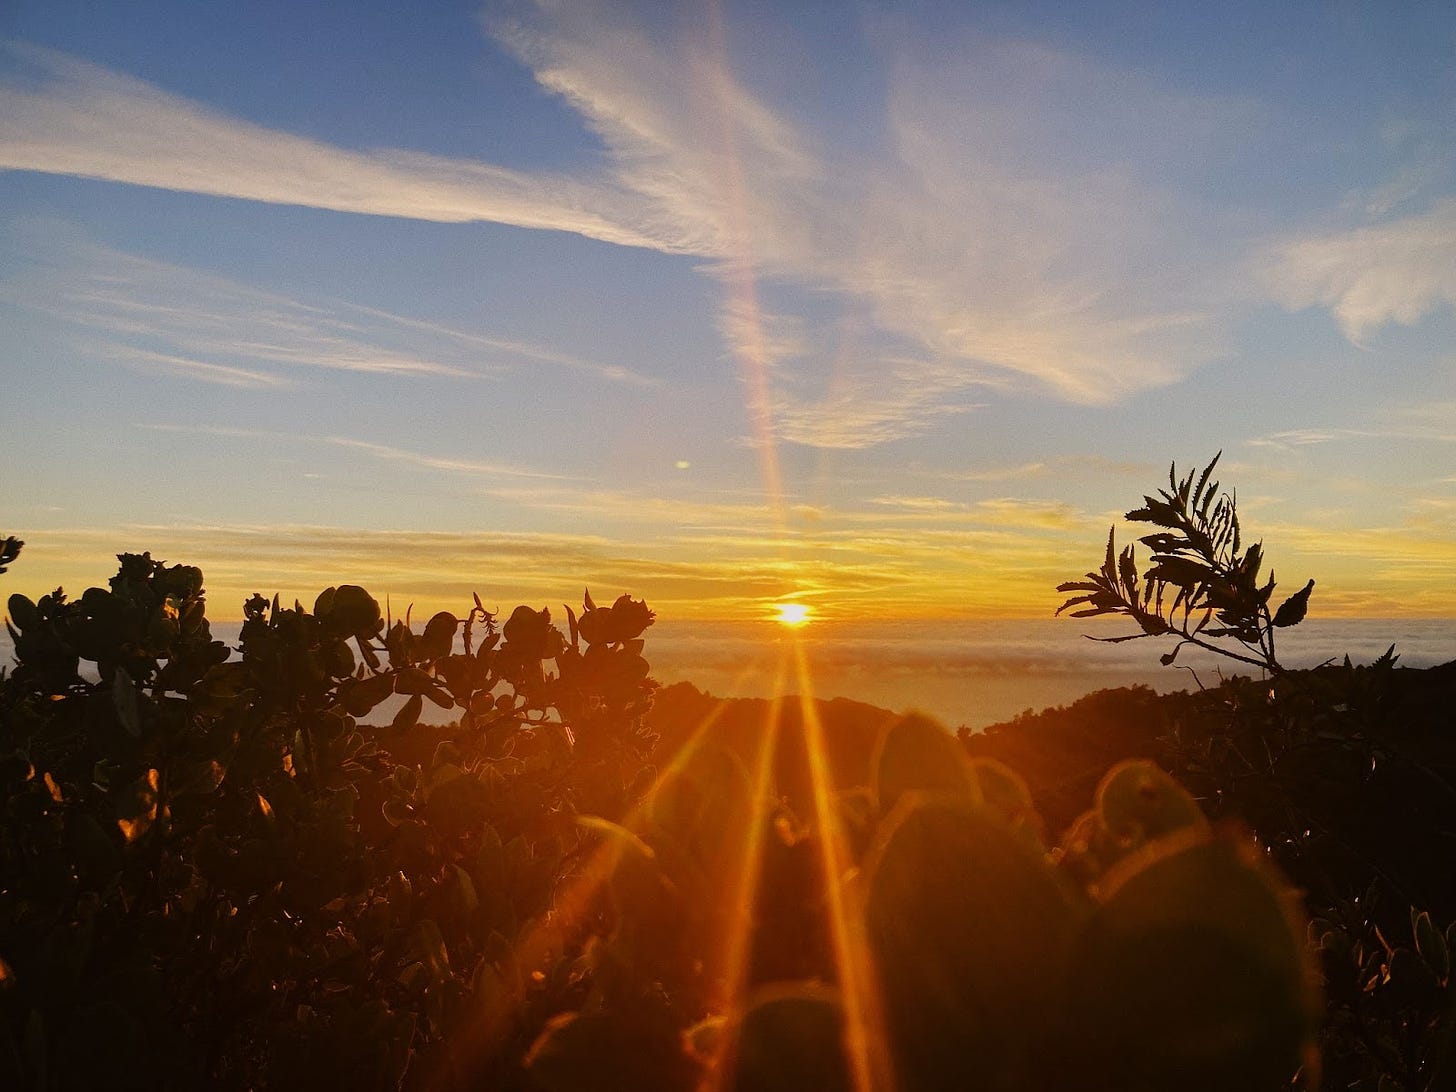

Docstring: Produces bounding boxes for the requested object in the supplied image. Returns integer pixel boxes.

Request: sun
[773,602,812,627]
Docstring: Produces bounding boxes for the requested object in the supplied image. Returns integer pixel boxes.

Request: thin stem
[1168,626,1277,674]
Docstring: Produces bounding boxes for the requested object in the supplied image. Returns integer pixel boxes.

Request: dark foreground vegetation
[1,461,1453,1091]
[650,661,1456,1091]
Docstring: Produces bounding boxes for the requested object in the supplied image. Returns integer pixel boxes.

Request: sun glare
[773,602,812,627]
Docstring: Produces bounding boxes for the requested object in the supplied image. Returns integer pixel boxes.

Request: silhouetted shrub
[0,551,656,1090]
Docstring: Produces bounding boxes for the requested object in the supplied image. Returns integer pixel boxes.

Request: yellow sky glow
[5,506,1456,624]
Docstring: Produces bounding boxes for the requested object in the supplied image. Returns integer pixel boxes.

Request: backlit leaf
[1272,579,1314,628]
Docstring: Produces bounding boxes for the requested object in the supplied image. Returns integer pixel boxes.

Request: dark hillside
[4,533,1452,1089]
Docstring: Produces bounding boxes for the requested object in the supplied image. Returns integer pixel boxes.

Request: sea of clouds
[6,616,1450,731]
[646,618,1456,728]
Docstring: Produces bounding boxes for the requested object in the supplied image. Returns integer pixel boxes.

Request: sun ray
[699,654,788,1089]
[793,637,896,1092]
[433,652,777,1088]
[702,0,786,528]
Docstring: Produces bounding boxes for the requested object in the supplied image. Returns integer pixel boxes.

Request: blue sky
[1,0,1454,621]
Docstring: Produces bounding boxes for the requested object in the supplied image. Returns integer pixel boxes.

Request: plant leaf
[1271,579,1314,628]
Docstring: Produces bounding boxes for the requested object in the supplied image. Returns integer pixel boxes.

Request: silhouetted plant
[0,550,659,1091]
[1057,453,1314,675]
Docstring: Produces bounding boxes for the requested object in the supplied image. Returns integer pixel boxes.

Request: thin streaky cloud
[338,301,657,388]
[764,347,987,449]
[2,222,651,385]
[942,462,1052,483]
[103,346,292,389]
[1251,426,1456,448]
[1248,429,1346,447]
[1,230,482,380]
[0,43,673,252]
[870,495,972,513]
[479,483,788,529]
[136,424,572,481]
[936,456,1153,483]
[974,497,1084,531]
[321,437,573,480]
[480,480,1105,539]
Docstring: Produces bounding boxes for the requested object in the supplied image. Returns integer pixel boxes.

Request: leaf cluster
[1058,453,1314,674]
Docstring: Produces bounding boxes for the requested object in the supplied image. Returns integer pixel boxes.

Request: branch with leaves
[1056,454,1314,675]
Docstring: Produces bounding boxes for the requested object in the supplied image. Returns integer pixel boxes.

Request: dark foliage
[0,551,657,1090]
[1043,451,1456,1089]
[964,660,1456,1091]
[529,713,1321,1092]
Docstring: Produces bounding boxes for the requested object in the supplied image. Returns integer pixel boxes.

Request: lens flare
[793,639,895,1092]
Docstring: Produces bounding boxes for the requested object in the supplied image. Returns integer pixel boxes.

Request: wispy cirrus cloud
[105,346,292,389]
[1250,420,1456,449]
[137,423,570,480]
[9,8,1444,448]
[1,10,1254,443]
[495,3,1235,435]
[1260,197,1456,342]
[938,456,1153,484]
[0,222,654,387]
[867,495,1086,533]
[0,43,672,251]
[714,301,991,447]
[766,350,987,448]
